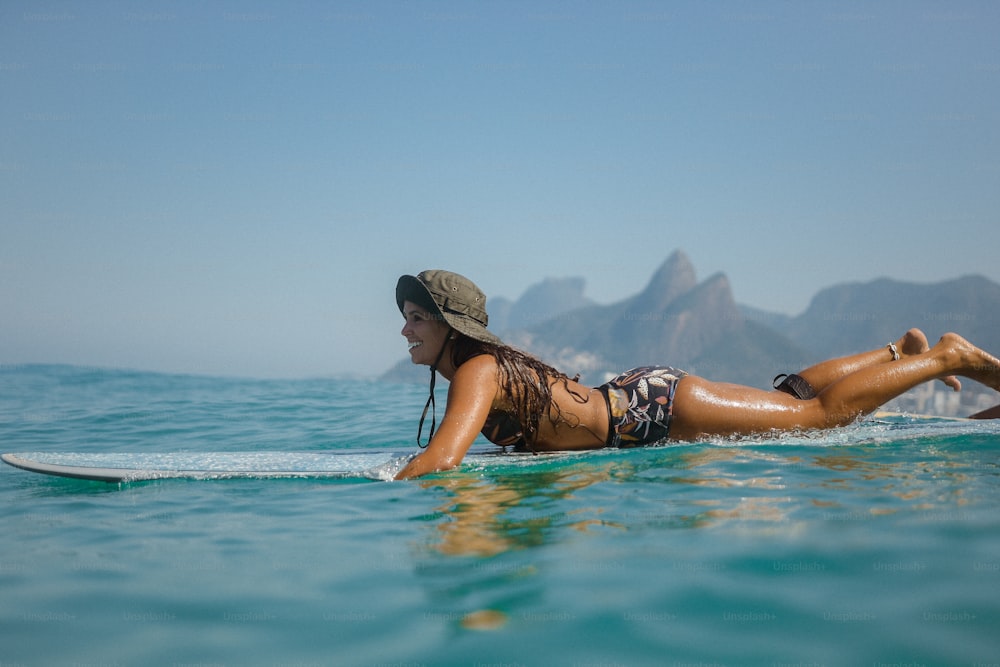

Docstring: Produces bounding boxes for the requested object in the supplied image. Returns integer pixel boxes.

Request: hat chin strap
[416,336,451,448]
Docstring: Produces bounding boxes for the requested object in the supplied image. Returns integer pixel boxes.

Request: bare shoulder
[451,353,499,383]
[447,354,502,408]
[450,356,500,401]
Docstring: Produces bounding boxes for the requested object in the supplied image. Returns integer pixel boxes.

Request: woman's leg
[793,328,961,393]
[671,333,1000,440]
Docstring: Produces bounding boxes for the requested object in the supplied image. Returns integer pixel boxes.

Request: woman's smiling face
[400,300,451,366]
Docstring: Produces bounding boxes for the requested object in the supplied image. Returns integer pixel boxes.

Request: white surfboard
[0,447,578,483]
[5,412,994,483]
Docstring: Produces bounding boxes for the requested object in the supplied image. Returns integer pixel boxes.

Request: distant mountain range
[382,250,1000,413]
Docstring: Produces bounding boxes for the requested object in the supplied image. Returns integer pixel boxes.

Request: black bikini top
[481,410,525,448]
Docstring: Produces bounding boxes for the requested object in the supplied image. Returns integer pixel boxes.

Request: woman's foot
[938,332,1000,393]
[899,328,961,391]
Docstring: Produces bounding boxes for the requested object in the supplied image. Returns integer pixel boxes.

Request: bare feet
[898,328,932,356]
[939,332,1000,393]
[898,328,961,392]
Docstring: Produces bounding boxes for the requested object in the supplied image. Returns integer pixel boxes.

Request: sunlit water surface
[2,365,999,666]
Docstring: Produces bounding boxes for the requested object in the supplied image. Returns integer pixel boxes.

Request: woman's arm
[395,355,499,480]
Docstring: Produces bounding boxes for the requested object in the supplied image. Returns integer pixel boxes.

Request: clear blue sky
[3,1,998,378]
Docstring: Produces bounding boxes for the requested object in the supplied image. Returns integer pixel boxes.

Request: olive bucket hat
[396,270,502,447]
[396,270,502,346]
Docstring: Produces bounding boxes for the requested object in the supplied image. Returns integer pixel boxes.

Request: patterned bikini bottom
[598,366,688,447]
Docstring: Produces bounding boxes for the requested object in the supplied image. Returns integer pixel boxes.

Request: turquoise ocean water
[2,364,1000,666]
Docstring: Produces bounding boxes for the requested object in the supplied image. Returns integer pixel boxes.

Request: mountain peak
[634,250,699,312]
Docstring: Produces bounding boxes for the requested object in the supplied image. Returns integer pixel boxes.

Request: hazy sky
[3,1,998,378]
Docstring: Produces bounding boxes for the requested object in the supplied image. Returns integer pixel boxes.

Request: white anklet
[887,342,900,361]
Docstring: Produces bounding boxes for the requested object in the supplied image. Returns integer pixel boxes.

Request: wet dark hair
[450,335,584,450]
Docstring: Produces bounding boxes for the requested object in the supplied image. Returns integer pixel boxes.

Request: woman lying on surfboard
[394,270,1000,480]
